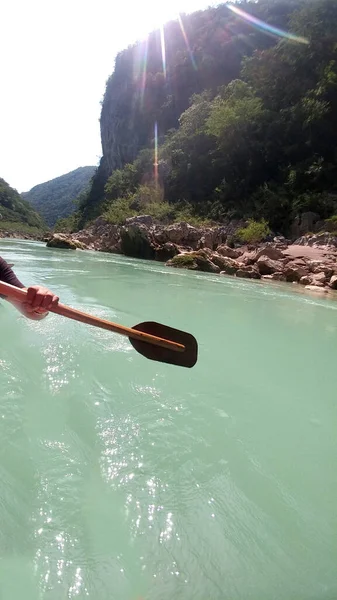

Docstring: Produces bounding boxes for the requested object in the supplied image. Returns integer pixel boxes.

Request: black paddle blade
[129,321,198,368]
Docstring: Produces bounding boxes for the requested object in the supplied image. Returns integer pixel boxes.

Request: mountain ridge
[22,166,96,227]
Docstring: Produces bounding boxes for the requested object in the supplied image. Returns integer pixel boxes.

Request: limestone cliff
[83,0,293,224]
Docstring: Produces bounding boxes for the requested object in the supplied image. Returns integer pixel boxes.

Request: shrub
[236,219,271,244]
[103,197,136,225]
[102,186,213,227]
[54,212,81,233]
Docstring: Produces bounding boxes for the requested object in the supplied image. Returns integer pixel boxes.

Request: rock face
[290,211,320,239]
[71,218,121,253]
[120,225,156,259]
[294,232,337,248]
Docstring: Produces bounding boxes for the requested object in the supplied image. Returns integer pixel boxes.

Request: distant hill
[0,178,46,234]
[22,166,96,227]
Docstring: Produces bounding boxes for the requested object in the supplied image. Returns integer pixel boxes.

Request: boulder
[210,253,238,272]
[197,228,222,250]
[125,215,154,227]
[311,272,326,286]
[287,257,308,267]
[236,266,261,279]
[284,263,308,282]
[72,219,121,252]
[237,250,257,266]
[271,272,287,281]
[166,251,220,273]
[256,256,284,275]
[216,244,242,259]
[46,234,83,250]
[255,246,285,261]
[154,222,201,247]
[299,275,313,286]
[120,225,155,259]
[155,243,179,262]
[329,275,337,289]
[215,256,240,275]
[311,263,334,278]
[262,272,286,282]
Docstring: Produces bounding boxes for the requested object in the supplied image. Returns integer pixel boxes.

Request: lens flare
[140,37,149,108]
[227,4,309,45]
[154,121,158,187]
[178,14,198,71]
[159,24,167,78]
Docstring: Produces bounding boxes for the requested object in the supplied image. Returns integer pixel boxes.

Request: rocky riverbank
[46,217,337,293]
[0,229,44,241]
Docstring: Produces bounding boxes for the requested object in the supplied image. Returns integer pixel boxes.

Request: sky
[1,0,213,192]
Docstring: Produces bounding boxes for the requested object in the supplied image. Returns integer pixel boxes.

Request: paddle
[0,280,198,368]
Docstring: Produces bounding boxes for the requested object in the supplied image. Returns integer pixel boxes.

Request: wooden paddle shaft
[0,281,185,353]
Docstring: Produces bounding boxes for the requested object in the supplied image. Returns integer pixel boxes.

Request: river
[0,239,336,600]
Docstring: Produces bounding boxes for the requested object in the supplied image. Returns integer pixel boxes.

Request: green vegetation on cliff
[22,166,95,227]
[0,178,46,235]
[71,0,337,236]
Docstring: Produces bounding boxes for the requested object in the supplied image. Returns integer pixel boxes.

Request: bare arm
[0,258,59,319]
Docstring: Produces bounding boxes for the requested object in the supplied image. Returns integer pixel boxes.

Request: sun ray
[227,4,309,45]
[177,14,198,71]
[159,24,167,78]
[140,37,149,109]
[154,121,159,188]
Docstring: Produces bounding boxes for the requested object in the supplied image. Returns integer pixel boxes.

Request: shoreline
[3,220,337,297]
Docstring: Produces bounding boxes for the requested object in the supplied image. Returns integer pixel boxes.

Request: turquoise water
[0,239,337,600]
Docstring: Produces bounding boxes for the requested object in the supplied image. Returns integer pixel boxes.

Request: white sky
[1,0,212,192]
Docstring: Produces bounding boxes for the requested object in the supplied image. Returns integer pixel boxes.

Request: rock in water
[236,266,261,279]
[46,234,85,250]
[166,251,220,273]
[329,275,337,289]
[211,255,240,274]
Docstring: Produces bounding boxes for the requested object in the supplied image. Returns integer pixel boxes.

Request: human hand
[24,285,59,315]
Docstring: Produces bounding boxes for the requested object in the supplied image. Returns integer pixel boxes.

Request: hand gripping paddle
[0,281,198,368]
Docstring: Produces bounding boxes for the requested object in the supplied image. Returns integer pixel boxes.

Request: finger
[26,287,37,306]
[32,291,43,308]
[51,295,59,308]
[41,294,53,309]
